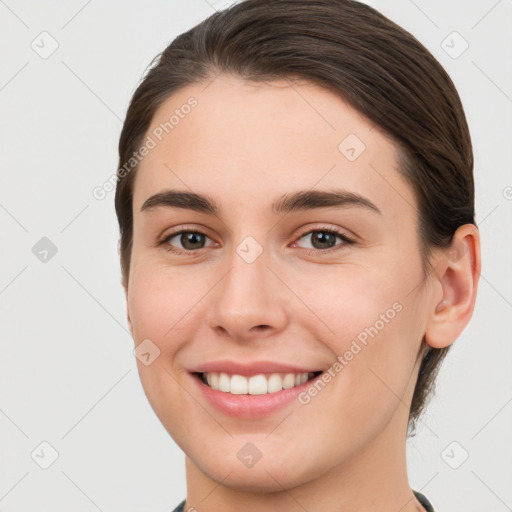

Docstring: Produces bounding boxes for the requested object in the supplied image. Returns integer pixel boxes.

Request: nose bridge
[207,237,288,338]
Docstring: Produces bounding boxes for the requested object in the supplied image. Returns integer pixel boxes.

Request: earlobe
[424,224,481,349]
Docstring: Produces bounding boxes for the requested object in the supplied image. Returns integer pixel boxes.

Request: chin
[186,442,325,493]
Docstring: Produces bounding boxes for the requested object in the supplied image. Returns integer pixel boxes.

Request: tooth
[248,375,268,395]
[282,373,295,389]
[218,372,231,392]
[203,371,317,394]
[267,373,283,393]
[230,374,248,394]
[210,372,219,390]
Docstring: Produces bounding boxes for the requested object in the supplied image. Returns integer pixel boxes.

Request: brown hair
[115,0,474,432]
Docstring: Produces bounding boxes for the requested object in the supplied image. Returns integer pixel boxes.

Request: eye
[159,230,216,254]
[292,228,355,254]
[158,226,355,255]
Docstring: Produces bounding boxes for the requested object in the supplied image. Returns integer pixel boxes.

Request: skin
[125,74,480,511]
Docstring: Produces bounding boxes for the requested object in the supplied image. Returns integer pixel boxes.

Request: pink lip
[189,370,324,419]
[191,359,323,376]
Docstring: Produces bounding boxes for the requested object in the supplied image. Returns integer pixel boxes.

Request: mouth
[193,371,323,395]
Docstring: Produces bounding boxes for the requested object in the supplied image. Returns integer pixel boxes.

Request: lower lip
[190,373,323,419]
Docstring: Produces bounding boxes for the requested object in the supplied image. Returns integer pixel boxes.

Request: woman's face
[127,75,438,491]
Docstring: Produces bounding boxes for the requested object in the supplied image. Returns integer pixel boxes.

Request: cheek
[127,259,204,342]
[297,262,425,411]
[308,247,424,342]
[127,265,203,436]
[297,265,403,347]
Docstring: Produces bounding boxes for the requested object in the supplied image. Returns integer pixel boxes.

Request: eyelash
[158,226,355,256]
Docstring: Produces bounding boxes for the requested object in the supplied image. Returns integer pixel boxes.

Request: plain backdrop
[0,0,511,511]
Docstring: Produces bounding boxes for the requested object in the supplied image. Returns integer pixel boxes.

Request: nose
[206,245,289,341]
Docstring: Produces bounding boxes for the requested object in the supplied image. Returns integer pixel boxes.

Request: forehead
[132,74,413,218]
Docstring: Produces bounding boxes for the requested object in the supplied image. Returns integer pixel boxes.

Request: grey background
[0,0,511,510]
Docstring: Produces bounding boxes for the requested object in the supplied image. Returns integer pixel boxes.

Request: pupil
[182,232,204,250]
[313,231,335,249]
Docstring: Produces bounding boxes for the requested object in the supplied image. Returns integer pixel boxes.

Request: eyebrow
[140,189,381,216]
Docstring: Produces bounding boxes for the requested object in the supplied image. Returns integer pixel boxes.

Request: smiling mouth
[194,371,323,395]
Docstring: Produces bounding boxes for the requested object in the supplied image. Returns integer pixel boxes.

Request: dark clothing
[414,491,435,511]
[171,490,435,511]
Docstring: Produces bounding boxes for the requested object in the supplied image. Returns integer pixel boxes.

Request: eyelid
[293,223,356,242]
[159,224,213,241]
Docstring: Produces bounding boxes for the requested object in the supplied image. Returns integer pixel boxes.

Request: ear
[424,224,481,349]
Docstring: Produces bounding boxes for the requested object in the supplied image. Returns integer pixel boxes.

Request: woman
[114,0,481,510]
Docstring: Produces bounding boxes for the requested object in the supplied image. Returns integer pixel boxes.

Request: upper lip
[191,360,324,376]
